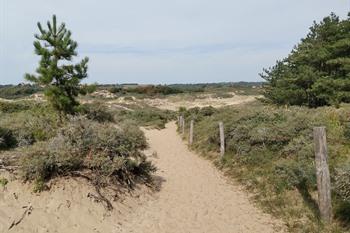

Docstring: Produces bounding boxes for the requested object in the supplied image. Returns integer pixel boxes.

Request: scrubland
[1,84,349,232]
[179,101,350,232]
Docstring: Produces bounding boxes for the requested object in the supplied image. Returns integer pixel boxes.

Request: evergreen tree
[261,12,350,107]
[25,15,89,117]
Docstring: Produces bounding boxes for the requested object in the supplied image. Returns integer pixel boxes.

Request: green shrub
[0,127,17,150]
[334,166,350,203]
[21,117,155,189]
[0,103,59,147]
[0,101,31,113]
[0,177,8,187]
[78,103,114,123]
[114,107,175,129]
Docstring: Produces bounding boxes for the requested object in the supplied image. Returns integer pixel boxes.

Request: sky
[0,0,349,85]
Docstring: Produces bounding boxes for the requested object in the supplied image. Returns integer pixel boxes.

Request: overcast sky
[0,0,348,84]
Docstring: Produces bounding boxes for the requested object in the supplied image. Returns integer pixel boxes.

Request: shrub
[0,127,17,150]
[0,177,8,187]
[114,107,175,129]
[78,103,114,123]
[0,101,31,113]
[334,167,350,203]
[21,117,155,189]
[0,103,59,147]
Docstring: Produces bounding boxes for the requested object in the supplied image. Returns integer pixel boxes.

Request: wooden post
[219,122,225,157]
[178,115,181,126]
[179,115,183,131]
[189,119,194,145]
[314,127,332,223]
[182,116,185,136]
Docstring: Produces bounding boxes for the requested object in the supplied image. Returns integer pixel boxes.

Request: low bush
[20,117,156,190]
[0,102,59,147]
[78,102,114,123]
[0,101,31,113]
[0,127,17,150]
[0,177,8,187]
[334,166,350,203]
[114,106,175,129]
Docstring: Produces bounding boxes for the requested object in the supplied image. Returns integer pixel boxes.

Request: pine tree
[261,12,350,107]
[25,15,89,118]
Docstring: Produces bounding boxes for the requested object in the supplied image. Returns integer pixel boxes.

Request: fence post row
[313,127,332,223]
[219,122,225,157]
[189,119,194,145]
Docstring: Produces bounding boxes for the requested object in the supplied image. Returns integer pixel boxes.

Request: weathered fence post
[181,115,185,136]
[179,115,183,131]
[189,119,194,145]
[313,127,332,223]
[219,122,225,157]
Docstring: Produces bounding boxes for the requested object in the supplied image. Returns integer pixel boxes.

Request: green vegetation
[0,127,17,150]
[113,104,175,129]
[0,177,8,187]
[104,82,262,98]
[0,101,60,147]
[0,98,172,194]
[78,102,114,123]
[0,100,32,113]
[0,84,42,99]
[169,82,263,95]
[114,85,183,96]
[20,116,155,191]
[180,102,350,232]
[262,13,350,107]
[25,15,89,117]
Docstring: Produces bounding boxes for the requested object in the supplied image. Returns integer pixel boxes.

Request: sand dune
[0,122,284,233]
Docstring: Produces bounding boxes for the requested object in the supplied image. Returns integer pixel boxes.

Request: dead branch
[8,205,33,230]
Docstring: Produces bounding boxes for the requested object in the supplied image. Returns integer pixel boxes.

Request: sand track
[117,122,283,233]
[0,122,284,233]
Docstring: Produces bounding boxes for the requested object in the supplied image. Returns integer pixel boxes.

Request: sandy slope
[117,122,284,233]
[0,122,284,233]
[143,93,259,111]
[0,175,156,233]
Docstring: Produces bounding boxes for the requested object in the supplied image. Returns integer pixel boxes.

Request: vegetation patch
[0,177,8,187]
[180,101,350,232]
[20,116,156,192]
[113,105,175,129]
[0,85,42,99]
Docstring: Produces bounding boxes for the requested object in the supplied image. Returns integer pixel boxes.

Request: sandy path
[0,122,284,233]
[118,122,283,233]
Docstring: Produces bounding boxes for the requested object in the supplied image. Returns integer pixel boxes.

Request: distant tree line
[0,84,42,99]
[109,85,184,96]
[261,13,350,107]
